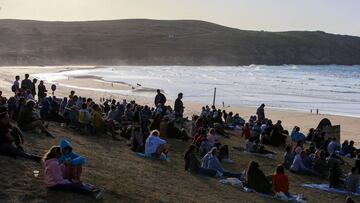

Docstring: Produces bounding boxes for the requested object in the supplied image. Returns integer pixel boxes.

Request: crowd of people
[1,73,360,201]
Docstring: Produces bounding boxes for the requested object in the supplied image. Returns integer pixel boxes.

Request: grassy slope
[0,122,358,203]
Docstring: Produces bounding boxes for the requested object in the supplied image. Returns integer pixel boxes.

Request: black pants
[49,183,95,196]
[0,143,39,160]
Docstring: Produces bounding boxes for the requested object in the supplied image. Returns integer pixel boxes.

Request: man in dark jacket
[174,93,184,118]
[21,73,32,91]
[256,103,265,122]
[154,89,166,107]
[38,80,48,102]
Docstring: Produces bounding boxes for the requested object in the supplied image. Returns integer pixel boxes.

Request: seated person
[184,145,216,177]
[345,167,359,193]
[246,161,273,195]
[283,146,295,169]
[348,141,358,158]
[17,100,55,138]
[59,139,86,183]
[313,150,329,179]
[129,126,144,152]
[328,153,345,170]
[329,162,344,189]
[290,150,314,175]
[201,148,242,179]
[341,140,351,156]
[272,165,290,197]
[327,138,340,155]
[43,146,105,199]
[144,130,168,158]
[91,104,118,140]
[241,123,251,140]
[290,126,305,142]
[0,107,41,161]
[78,103,91,125]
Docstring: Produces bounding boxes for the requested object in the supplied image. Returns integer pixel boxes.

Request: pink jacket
[44,158,70,187]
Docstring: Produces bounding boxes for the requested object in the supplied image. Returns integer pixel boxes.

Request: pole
[212,87,216,106]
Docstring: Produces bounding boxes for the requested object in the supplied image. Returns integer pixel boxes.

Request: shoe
[95,188,106,200]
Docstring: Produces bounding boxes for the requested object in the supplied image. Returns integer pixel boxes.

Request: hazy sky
[0,0,359,36]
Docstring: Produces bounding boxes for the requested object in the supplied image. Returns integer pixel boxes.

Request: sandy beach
[1,66,359,146]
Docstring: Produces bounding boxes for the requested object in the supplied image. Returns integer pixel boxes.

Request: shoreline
[1,66,360,146]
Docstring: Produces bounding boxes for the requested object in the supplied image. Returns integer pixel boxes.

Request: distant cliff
[0,19,360,66]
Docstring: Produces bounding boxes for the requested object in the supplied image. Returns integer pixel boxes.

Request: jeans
[223,171,243,180]
[197,167,217,177]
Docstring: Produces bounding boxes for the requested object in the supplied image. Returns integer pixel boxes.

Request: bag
[11,85,16,92]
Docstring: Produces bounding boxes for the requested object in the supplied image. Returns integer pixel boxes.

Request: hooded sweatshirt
[59,139,86,166]
[201,151,225,175]
[44,158,71,187]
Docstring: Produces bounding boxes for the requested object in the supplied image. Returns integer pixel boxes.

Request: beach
[1,66,359,146]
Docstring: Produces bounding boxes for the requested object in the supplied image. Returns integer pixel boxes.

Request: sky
[0,0,359,36]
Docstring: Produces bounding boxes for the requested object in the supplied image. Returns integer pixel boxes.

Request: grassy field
[0,122,358,203]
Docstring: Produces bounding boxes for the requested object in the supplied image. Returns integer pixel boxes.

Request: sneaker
[95,188,106,200]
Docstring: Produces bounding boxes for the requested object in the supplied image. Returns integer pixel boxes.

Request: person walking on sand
[174,93,184,119]
[154,89,167,107]
[256,104,265,122]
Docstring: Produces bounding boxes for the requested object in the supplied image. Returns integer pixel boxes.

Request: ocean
[34,65,360,118]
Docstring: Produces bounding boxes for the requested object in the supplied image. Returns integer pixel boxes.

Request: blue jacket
[291,130,305,142]
[201,152,225,174]
[59,139,86,166]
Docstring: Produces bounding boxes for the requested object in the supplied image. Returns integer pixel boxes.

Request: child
[272,165,290,197]
[59,139,86,182]
[43,146,105,199]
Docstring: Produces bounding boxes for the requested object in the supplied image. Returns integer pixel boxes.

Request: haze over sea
[34,65,360,118]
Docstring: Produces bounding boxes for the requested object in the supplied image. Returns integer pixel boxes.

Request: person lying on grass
[43,146,105,200]
[59,139,86,183]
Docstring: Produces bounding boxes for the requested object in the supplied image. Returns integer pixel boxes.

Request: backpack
[11,84,16,92]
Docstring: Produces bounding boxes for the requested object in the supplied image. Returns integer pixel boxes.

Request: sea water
[34,65,360,118]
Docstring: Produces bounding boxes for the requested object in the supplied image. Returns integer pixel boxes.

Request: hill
[0,122,357,203]
[0,19,360,66]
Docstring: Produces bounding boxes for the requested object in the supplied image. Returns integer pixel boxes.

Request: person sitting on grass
[17,100,55,138]
[184,145,216,177]
[313,150,329,179]
[290,126,305,143]
[345,167,359,193]
[91,104,119,140]
[246,161,273,195]
[329,162,344,189]
[43,146,105,199]
[78,103,91,126]
[59,139,86,183]
[290,150,314,175]
[144,130,168,159]
[201,147,242,179]
[0,106,41,161]
[283,145,295,169]
[272,165,290,197]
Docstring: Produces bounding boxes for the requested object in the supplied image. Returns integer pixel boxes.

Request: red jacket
[272,173,289,193]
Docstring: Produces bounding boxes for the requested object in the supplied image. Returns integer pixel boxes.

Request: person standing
[174,93,184,119]
[38,80,48,103]
[31,78,38,98]
[154,89,166,107]
[256,103,265,122]
[21,73,32,91]
[12,75,20,93]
